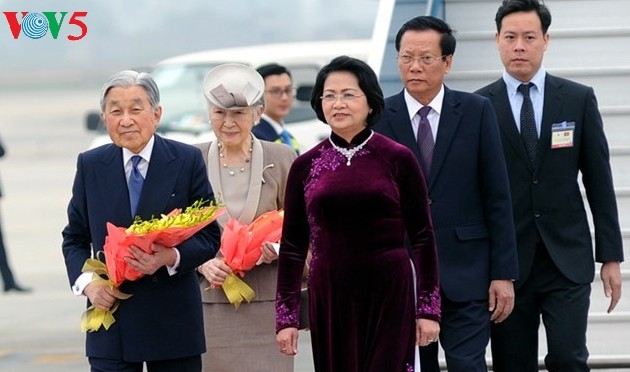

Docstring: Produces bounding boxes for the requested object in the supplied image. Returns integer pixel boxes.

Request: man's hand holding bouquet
[81,199,224,332]
[197,210,284,309]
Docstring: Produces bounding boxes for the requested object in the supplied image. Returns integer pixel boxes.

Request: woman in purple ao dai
[275,56,441,372]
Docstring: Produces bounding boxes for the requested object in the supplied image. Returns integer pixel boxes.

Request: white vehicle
[86,39,371,151]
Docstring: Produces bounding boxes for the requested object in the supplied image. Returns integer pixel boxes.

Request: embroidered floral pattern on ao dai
[276,129,440,372]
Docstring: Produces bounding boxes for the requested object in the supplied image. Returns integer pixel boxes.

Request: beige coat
[197,138,296,303]
[197,138,297,372]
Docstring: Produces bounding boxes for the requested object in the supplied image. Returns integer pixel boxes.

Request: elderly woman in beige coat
[196,63,297,372]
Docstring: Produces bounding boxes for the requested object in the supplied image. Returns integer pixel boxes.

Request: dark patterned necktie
[128,155,144,217]
[416,106,434,178]
[518,83,538,168]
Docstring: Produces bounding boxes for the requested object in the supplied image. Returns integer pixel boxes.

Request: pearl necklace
[219,140,253,176]
[328,130,374,166]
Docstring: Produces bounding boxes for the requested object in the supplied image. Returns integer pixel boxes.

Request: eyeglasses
[320,93,364,103]
[266,87,296,98]
[398,54,446,66]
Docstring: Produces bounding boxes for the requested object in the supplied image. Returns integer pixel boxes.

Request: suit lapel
[139,136,182,218]
[538,74,563,168]
[239,137,263,224]
[258,119,280,142]
[98,145,135,225]
[203,139,262,225]
[486,79,531,169]
[429,87,461,190]
[386,92,422,160]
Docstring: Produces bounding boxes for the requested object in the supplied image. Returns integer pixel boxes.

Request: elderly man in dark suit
[373,16,519,372]
[475,1,624,371]
[62,70,221,371]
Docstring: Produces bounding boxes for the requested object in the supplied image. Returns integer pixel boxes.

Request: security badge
[551,121,575,149]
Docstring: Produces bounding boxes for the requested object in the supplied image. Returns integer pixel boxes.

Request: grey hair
[99,70,160,112]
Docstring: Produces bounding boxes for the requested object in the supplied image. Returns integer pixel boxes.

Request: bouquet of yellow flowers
[81,199,224,332]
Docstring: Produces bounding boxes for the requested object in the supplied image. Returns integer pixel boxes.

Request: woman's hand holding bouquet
[200,210,284,309]
[258,241,281,264]
[198,258,233,289]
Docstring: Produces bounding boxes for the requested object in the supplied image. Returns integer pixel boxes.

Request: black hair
[310,56,384,128]
[256,63,292,80]
[495,0,552,34]
[395,16,456,56]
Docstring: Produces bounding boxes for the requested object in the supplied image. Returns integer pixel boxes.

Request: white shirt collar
[122,135,155,165]
[502,67,546,97]
[403,84,445,120]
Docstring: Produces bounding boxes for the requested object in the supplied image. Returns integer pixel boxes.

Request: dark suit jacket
[252,118,281,143]
[476,74,624,287]
[62,135,221,361]
[373,88,518,302]
[252,118,299,154]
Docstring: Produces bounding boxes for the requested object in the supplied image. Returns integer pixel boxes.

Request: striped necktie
[416,106,434,178]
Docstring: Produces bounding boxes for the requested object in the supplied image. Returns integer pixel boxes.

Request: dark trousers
[491,244,590,372]
[420,297,491,372]
[89,355,201,372]
[0,223,16,290]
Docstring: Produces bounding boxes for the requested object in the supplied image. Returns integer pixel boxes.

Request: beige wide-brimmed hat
[202,63,265,109]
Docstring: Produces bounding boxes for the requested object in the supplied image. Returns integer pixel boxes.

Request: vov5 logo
[3,11,88,40]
